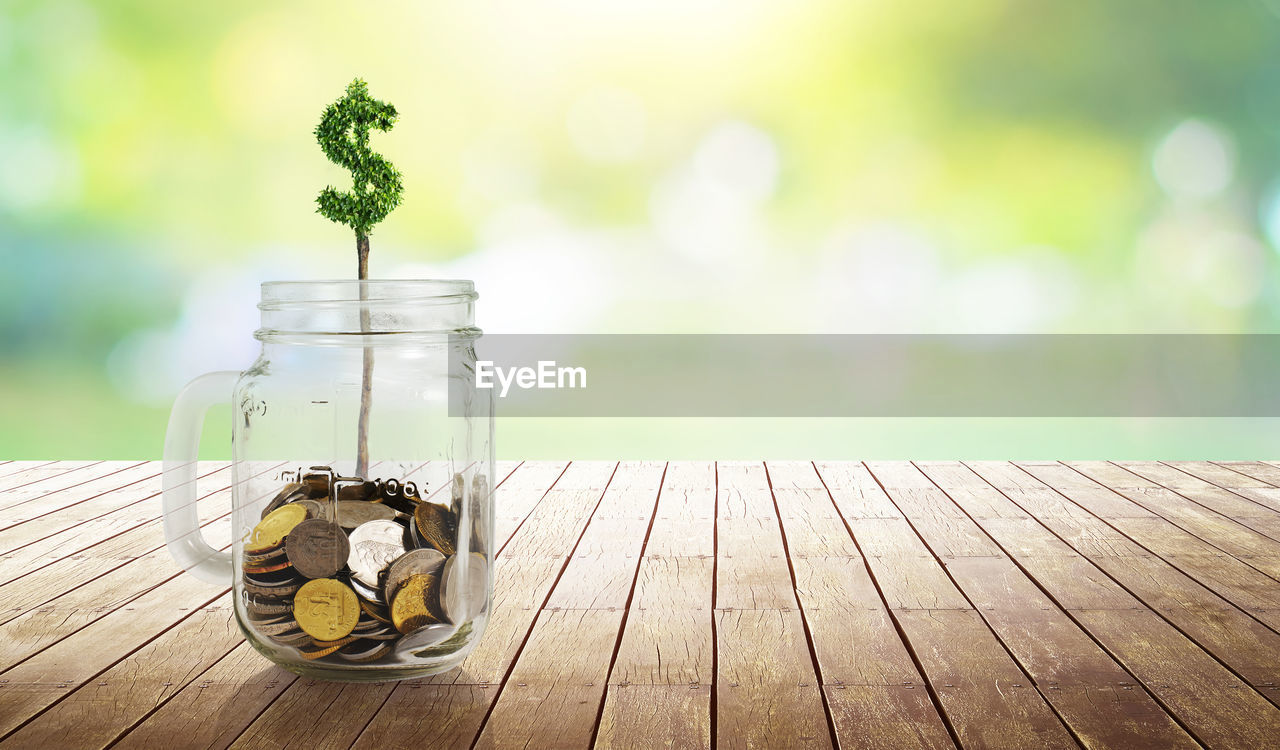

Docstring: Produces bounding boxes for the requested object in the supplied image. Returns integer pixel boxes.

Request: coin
[242,558,294,575]
[243,567,300,586]
[243,545,287,565]
[391,573,441,634]
[301,467,334,498]
[248,504,308,552]
[333,500,396,529]
[472,473,489,501]
[384,549,446,607]
[413,502,456,556]
[261,482,305,519]
[296,498,333,522]
[311,635,359,650]
[253,617,302,636]
[299,642,345,660]
[243,577,304,598]
[339,640,393,662]
[347,520,408,589]
[349,575,384,604]
[285,519,351,579]
[440,553,488,624]
[271,630,313,647]
[245,593,293,617]
[293,578,360,641]
[359,597,392,624]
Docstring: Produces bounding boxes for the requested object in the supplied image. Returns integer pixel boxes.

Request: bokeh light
[6,0,1280,457]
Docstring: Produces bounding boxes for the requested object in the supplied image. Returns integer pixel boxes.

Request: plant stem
[356,233,373,478]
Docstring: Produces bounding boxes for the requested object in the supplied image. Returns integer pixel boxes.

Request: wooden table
[2,460,1280,748]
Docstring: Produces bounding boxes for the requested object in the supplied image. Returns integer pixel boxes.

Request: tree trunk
[356,233,373,478]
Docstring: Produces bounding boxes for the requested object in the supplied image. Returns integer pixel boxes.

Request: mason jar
[161,280,494,681]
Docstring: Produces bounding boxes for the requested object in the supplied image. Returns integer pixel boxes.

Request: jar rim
[259,279,477,309]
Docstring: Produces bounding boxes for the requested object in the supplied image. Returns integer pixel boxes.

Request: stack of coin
[239,466,489,665]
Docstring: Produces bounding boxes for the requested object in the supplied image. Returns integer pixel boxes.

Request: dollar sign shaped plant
[315,78,404,477]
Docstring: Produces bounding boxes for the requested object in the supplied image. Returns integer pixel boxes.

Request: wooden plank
[854,465,1081,748]
[546,462,664,609]
[467,462,662,748]
[0,464,230,587]
[0,481,234,637]
[716,609,831,749]
[1071,609,1280,748]
[0,461,155,524]
[612,463,715,688]
[111,643,295,750]
[823,685,956,750]
[1021,464,1280,614]
[813,462,902,519]
[766,463,954,748]
[882,463,1195,748]
[962,465,1280,733]
[893,609,1077,749]
[473,609,624,749]
[1,600,242,749]
[0,461,104,496]
[716,462,830,749]
[0,570,228,737]
[1217,461,1280,487]
[0,461,57,480]
[596,685,712,750]
[1170,461,1277,490]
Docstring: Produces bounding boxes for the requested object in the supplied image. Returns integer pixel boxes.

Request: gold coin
[299,642,344,660]
[247,503,307,552]
[391,573,440,634]
[294,578,360,641]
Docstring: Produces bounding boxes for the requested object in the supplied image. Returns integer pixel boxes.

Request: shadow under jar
[162,280,495,681]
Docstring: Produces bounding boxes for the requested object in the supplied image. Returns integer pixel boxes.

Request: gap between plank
[810,462,964,750]
[586,462,668,749]
[864,462,1085,750]
[1050,462,1280,640]
[992,461,1278,732]
[761,462,840,749]
[466,461,622,750]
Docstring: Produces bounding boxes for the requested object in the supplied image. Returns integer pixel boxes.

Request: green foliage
[315,79,404,238]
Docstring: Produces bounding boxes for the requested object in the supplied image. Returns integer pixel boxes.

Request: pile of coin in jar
[240,466,488,663]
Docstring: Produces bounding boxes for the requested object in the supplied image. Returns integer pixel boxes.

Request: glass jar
[161,280,494,681]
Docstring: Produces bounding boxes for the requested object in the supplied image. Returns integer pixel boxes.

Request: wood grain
[2,461,1280,748]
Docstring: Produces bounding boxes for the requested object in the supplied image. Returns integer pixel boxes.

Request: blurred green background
[5,0,1280,459]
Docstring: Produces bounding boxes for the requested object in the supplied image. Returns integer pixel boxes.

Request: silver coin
[339,640,392,662]
[253,618,302,636]
[384,549,446,608]
[333,500,397,529]
[349,575,384,604]
[440,553,488,624]
[395,622,457,654]
[346,520,407,589]
[296,498,333,522]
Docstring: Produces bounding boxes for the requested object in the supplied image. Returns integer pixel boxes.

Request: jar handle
[162,370,239,584]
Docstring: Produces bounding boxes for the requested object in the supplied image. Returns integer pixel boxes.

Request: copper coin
[261,483,305,519]
[286,519,351,579]
[413,503,456,556]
